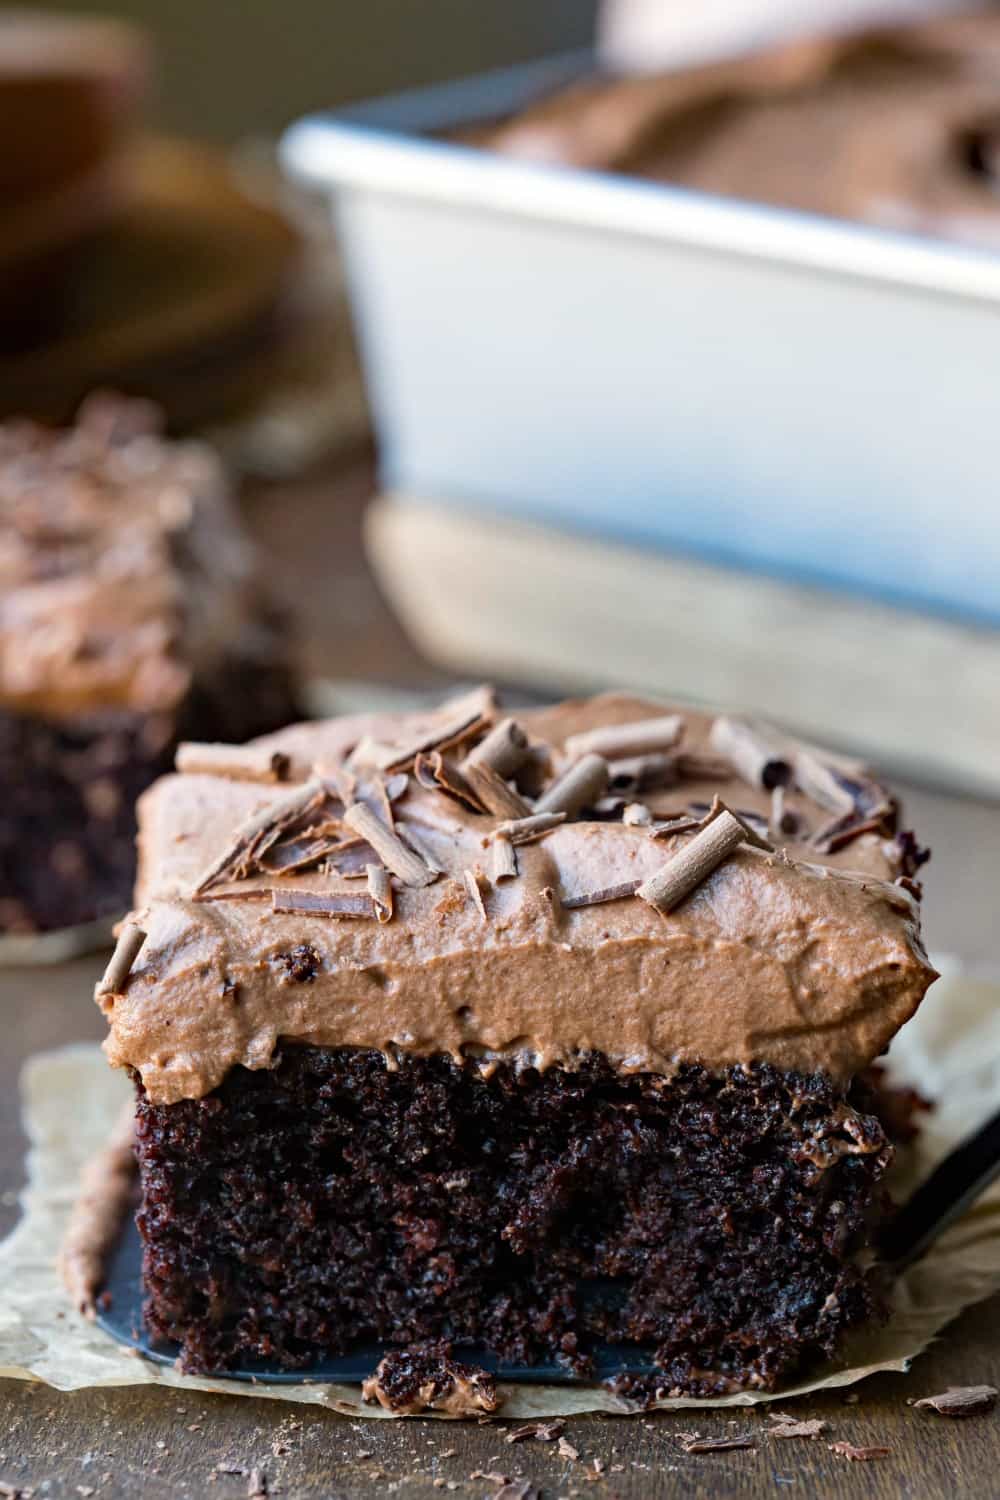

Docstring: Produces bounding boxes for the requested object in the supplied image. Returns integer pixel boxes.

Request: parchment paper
[2,961,999,1419]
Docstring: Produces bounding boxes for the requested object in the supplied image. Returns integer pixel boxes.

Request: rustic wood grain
[2,456,999,1496]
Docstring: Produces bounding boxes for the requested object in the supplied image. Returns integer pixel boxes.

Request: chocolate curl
[414,751,484,812]
[95,924,146,996]
[174,742,290,783]
[793,748,867,815]
[379,684,496,772]
[606,752,678,795]
[344,802,439,888]
[708,716,792,790]
[489,835,518,882]
[494,811,566,844]
[463,867,490,920]
[638,805,773,915]
[192,777,326,896]
[563,714,684,761]
[463,762,533,819]
[561,879,642,909]
[271,889,376,918]
[461,717,530,779]
[535,753,609,817]
[367,864,394,923]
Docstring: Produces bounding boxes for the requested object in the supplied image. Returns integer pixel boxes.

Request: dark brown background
[2,455,999,1497]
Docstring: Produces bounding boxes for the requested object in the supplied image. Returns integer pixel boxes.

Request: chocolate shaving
[638,804,772,915]
[270,889,375,919]
[561,879,642,909]
[262,832,347,875]
[494,811,566,844]
[688,798,771,835]
[793,748,869,815]
[563,713,684,761]
[767,1412,828,1439]
[344,803,439,888]
[96,924,146,995]
[812,812,886,854]
[535,752,609,817]
[676,1431,756,1454]
[463,867,489,920]
[674,750,734,781]
[709,715,792,790]
[175,742,290,783]
[414,751,485,813]
[394,820,448,875]
[346,736,398,772]
[490,835,518,882]
[367,864,394,924]
[325,837,378,878]
[914,1385,998,1417]
[649,813,706,839]
[379,685,495,773]
[192,778,326,897]
[464,761,533,819]
[461,717,530,779]
[607,752,677,795]
[828,1442,889,1461]
[504,1420,565,1444]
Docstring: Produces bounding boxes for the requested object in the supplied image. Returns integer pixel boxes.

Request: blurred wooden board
[0,135,300,428]
[366,492,1000,800]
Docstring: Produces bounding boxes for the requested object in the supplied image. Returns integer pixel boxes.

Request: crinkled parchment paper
[2,962,999,1419]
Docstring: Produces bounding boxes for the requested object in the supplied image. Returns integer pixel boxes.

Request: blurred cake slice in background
[0,393,303,939]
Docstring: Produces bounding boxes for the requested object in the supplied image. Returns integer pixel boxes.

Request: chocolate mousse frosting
[0,392,262,721]
[98,688,936,1105]
[482,14,1000,249]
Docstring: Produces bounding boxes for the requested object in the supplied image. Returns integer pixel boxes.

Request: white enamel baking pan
[282,51,1000,626]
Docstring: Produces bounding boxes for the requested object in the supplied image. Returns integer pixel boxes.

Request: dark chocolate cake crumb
[134,1049,892,1390]
[361,1343,501,1416]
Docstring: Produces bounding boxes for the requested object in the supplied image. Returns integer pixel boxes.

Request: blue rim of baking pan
[283,47,1000,309]
[95,1215,658,1383]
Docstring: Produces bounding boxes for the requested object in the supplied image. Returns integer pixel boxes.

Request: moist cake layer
[135,1046,892,1385]
[100,689,935,1104]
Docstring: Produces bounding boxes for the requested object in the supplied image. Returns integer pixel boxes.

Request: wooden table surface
[3,456,999,1498]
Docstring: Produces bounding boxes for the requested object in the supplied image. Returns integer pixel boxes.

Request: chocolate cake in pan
[96,688,935,1394]
[0,393,301,936]
[482,13,1000,250]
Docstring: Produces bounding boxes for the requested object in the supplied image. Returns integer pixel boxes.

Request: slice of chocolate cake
[0,392,301,935]
[96,688,935,1393]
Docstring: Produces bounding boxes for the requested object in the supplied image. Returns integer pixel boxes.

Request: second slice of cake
[96,688,935,1394]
